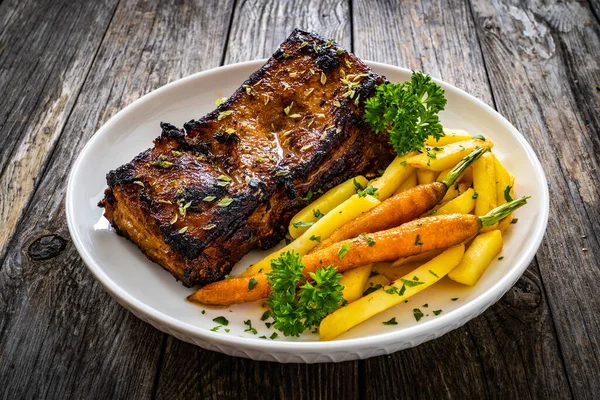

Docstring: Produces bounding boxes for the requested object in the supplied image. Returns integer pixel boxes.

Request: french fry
[289,176,368,238]
[319,244,465,340]
[242,194,381,276]
[340,264,373,304]
[493,155,516,233]
[407,139,493,171]
[425,128,472,146]
[368,152,417,201]
[393,171,417,195]
[436,188,476,215]
[473,152,497,232]
[417,169,436,185]
[448,230,502,285]
[440,182,471,204]
[362,274,391,293]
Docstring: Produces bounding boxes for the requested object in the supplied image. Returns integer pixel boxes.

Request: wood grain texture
[153,1,358,398]
[224,0,351,64]
[354,0,571,398]
[0,0,233,398]
[469,0,600,397]
[0,0,119,265]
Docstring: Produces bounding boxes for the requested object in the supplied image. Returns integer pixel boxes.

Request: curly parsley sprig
[265,251,344,337]
[364,71,447,156]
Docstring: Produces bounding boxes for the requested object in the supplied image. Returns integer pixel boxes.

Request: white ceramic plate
[66,60,549,363]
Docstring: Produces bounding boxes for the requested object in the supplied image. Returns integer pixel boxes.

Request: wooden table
[1,0,599,398]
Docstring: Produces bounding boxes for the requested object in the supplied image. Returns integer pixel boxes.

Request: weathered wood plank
[353,0,571,398]
[154,1,358,398]
[0,0,119,263]
[224,0,351,64]
[469,0,600,397]
[0,0,233,398]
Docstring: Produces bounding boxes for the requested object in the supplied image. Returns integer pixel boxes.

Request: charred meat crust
[100,29,395,287]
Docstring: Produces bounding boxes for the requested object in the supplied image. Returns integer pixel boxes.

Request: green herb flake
[300,41,308,48]
[321,72,327,85]
[133,180,145,187]
[498,256,504,260]
[201,310,206,315]
[210,326,220,332]
[310,235,321,243]
[171,150,182,157]
[217,175,232,182]
[338,244,351,259]
[383,317,398,325]
[301,189,314,201]
[178,226,188,234]
[150,160,174,169]
[359,233,376,247]
[415,234,423,246]
[217,197,234,207]
[401,278,424,288]
[413,308,424,322]
[261,310,272,321]
[248,277,258,291]
[292,221,314,228]
[504,185,514,202]
[511,218,519,224]
[451,297,459,301]
[422,303,428,308]
[243,320,258,335]
[270,332,278,340]
[202,224,216,231]
[212,316,229,326]
[473,134,486,141]
[203,196,216,202]
[218,110,233,120]
[429,270,439,278]
[472,192,479,199]
[433,310,442,316]
[363,284,384,296]
[312,209,325,219]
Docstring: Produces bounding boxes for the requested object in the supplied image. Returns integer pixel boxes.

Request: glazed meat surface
[100,29,395,287]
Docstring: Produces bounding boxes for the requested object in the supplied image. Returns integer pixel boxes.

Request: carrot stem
[442,146,488,187]
[479,196,531,227]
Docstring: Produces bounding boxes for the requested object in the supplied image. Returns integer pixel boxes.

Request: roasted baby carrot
[188,196,529,306]
[312,146,488,251]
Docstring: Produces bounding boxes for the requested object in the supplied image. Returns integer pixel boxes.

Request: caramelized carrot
[313,147,487,251]
[188,196,529,306]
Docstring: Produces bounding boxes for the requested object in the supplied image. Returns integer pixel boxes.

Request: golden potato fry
[440,182,471,204]
[407,139,493,171]
[417,169,436,185]
[448,230,502,285]
[393,171,417,195]
[319,244,465,340]
[473,152,497,232]
[242,194,381,276]
[425,128,472,146]
[340,264,373,304]
[289,176,368,238]
[368,152,417,201]
[493,155,516,233]
[436,188,476,215]
[373,261,422,281]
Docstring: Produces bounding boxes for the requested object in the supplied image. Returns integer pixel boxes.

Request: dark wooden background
[1,0,599,398]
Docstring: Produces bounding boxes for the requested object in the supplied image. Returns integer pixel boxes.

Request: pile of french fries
[209,128,517,340]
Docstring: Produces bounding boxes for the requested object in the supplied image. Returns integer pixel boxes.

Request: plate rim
[66,59,550,356]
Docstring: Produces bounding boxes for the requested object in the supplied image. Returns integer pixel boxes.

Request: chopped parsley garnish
[413,308,424,321]
[429,270,439,278]
[473,134,486,141]
[201,310,206,314]
[266,251,343,337]
[338,244,351,259]
[217,197,234,207]
[451,297,459,301]
[383,317,398,325]
[498,256,504,260]
[225,328,230,333]
[244,320,258,335]
[357,185,378,198]
[218,110,233,120]
[369,271,379,277]
[310,235,321,243]
[261,310,271,321]
[511,218,519,224]
[415,234,423,246]
[212,316,229,326]
[248,277,258,290]
[472,192,479,199]
[364,72,447,156]
[312,209,325,219]
[504,185,514,202]
[210,326,220,332]
[422,303,428,308]
[293,221,314,228]
[401,278,424,288]
[301,189,314,201]
[359,233,376,246]
[270,332,278,340]
[363,284,384,296]
[433,310,442,316]
[203,196,216,202]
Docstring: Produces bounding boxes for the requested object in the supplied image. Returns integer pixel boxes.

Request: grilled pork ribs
[99,29,395,287]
